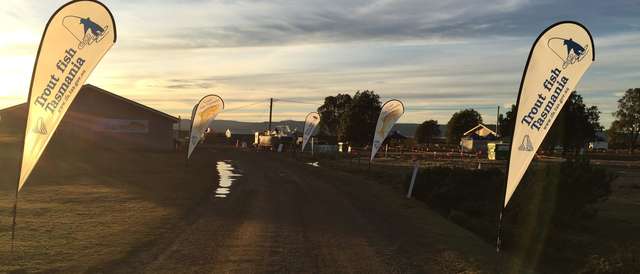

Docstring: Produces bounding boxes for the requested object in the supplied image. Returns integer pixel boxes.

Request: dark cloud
[130,0,640,49]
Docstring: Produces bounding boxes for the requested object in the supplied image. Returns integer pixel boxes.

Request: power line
[274,99,320,105]
[223,101,267,112]
[406,105,499,111]
[220,98,499,113]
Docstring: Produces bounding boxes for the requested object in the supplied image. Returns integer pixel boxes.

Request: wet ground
[111,145,495,273]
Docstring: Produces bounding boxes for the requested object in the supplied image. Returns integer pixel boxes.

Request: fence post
[407,160,419,199]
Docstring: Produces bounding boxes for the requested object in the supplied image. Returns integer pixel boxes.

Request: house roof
[0,103,25,113]
[0,84,178,122]
[390,130,408,139]
[463,124,497,137]
[84,84,178,122]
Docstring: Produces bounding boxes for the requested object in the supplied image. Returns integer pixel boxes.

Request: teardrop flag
[504,21,594,208]
[18,0,117,191]
[301,112,320,152]
[188,95,224,159]
[370,100,404,161]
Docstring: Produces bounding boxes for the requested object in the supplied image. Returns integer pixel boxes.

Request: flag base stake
[496,211,503,253]
[10,191,18,253]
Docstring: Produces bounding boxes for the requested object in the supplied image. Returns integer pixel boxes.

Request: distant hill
[175,119,436,138]
[175,119,306,135]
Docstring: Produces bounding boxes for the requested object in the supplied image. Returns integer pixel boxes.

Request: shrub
[407,158,615,235]
[580,245,640,274]
[509,158,614,226]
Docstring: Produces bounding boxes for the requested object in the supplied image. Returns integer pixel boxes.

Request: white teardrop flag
[188,95,224,159]
[301,112,320,152]
[504,21,594,207]
[18,0,117,191]
[370,100,404,161]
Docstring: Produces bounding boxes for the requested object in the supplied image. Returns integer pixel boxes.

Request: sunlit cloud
[1,0,640,127]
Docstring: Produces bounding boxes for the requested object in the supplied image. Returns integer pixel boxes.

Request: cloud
[115,0,640,50]
[2,0,640,128]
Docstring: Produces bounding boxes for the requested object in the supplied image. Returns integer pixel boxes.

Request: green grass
[308,153,640,273]
[0,134,216,273]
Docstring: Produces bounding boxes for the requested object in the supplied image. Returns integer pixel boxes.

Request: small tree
[317,94,352,139]
[340,91,381,146]
[613,88,640,152]
[542,92,602,154]
[446,109,483,144]
[607,120,628,149]
[415,120,440,144]
[498,105,516,138]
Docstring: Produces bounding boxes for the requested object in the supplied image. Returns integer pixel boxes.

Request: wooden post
[407,161,419,198]
[268,98,273,131]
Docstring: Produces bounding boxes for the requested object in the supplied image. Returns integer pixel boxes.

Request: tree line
[609,88,640,152]
[317,91,381,146]
[317,89,639,152]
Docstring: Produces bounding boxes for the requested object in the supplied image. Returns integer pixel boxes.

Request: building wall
[66,87,176,150]
[0,105,26,134]
[0,86,177,151]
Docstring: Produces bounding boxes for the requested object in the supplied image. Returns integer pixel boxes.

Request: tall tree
[498,104,516,138]
[612,88,640,152]
[317,94,352,138]
[542,91,602,154]
[340,91,381,145]
[415,120,440,144]
[446,109,483,144]
[607,120,627,149]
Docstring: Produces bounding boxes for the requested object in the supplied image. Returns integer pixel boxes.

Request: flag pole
[496,209,504,252]
[10,191,18,252]
[496,160,509,253]
[12,105,29,253]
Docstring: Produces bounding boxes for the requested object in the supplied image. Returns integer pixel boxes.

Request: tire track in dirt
[115,147,495,273]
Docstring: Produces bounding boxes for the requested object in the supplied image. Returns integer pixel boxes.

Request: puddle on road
[306,162,320,167]
[214,161,242,198]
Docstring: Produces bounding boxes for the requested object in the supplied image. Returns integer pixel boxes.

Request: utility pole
[177,115,182,149]
[496,105,500,137]
[268,98,273,132]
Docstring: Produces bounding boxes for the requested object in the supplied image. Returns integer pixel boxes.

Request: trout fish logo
[198,105,219,121]
[63,16,109,49]
[548,37,589,69]
[377,105,403,137]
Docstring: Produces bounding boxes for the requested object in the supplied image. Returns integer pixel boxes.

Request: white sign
[301,112,320,152]
[93,118,148,133]
[505,21,594,207]
[188,95,224,159]
[370,100,404,161]
[18,0,117,190]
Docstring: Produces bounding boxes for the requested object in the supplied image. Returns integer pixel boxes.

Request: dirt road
[109,146,496,273]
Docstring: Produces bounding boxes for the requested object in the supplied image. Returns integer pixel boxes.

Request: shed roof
[84,84,178,122]
[0,84,178,122]
[462,124,497,138]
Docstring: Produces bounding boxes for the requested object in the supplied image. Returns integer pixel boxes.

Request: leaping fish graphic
[80,17,104,37]
[563,38,585,57]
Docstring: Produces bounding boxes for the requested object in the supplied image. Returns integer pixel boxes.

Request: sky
[1,0,640,127]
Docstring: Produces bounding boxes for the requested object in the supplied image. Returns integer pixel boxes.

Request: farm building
[588,131,608,151]
[0,84,178,150]
[460,124,499,153]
